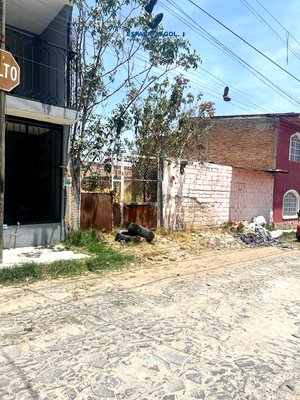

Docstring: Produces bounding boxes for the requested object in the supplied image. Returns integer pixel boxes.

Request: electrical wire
[239,0,300,62]
[69,6,300,127]
[135,51,283,113]
[121,3,296,111]
[159,0,300,108]
[8,0,300,113]
[118,31,291,115]
[254,0,300,49]
[195,66,282,112]
[175,0,300,85]
[123,46,282,114]
[76,0,297,112]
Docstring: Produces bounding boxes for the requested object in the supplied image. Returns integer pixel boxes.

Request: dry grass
[279,231,300,249]
[96,226,242,264]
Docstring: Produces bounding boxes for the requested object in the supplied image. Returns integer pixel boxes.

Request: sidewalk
[0,246,90,268]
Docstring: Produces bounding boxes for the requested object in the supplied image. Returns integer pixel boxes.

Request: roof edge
[210,112,300,119]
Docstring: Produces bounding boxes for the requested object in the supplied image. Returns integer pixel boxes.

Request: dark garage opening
[4,117,62,225]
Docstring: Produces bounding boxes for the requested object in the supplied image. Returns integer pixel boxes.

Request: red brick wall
[197,116,277,169]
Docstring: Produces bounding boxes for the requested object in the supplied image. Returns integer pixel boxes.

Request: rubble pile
[196,231,245,250]
[231,216,293,249]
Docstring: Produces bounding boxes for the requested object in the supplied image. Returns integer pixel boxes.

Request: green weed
[60,315,83,325]
[111,300,125,307]
[2,333,22,340]
[281,231,295,238]
[0,229,136,286]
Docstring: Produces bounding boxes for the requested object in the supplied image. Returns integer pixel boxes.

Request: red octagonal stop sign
[0,49,20,92]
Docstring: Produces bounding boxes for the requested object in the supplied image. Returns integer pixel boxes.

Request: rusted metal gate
[80,193,113,231]
[112,153,158,229]
[81,153,159,230]
[123,203,157,229]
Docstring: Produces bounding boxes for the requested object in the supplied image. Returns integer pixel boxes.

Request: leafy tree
[124,74,215,160]
[70,0,203,189]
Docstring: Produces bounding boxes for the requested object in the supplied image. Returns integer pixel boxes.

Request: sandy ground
[1,246,300,399]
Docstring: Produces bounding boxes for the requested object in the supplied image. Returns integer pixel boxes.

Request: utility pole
[0,0,5,263]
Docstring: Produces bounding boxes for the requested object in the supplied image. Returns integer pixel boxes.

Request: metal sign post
[0,0,20,263]
[0,0,6,264]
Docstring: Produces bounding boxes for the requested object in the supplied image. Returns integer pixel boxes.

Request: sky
[160,0,300,116]
[155,0,300,116]
[82,0,300,117]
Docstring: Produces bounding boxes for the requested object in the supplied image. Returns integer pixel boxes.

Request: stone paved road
[1,247,300,400]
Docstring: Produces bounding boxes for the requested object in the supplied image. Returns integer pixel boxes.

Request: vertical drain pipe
[9,222,19,250]
[160,156,164,228]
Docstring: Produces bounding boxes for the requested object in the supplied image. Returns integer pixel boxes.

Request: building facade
[273,117,300,228]
[195,113,300,229]
[162,161,274,230]
[3,0,78,248]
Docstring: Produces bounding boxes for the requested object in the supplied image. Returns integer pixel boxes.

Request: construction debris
[231,217,293,249]
[270,230,283,239]
[252,215,267,227]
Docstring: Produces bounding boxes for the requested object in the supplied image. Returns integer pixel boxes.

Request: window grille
[290,133,300,162]
[4,117,62,225]
[283,191,298,218]
[6,28,78,109]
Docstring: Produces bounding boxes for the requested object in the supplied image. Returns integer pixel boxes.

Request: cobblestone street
[1,247,300,400]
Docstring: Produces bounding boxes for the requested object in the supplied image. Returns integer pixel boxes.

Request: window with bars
[283,190,299,218]
[289,133,300,162]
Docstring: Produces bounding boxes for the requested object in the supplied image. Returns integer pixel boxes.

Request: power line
[109,0,300,110]
[126,46,282,113]
[122,24,293,113]
[254,0,300,49]
[160,0,300,108]
[195,66,282,112]
[239,0,300,62]
[8,0,300,113]
[162,0,296,109]
[183,0,300,85]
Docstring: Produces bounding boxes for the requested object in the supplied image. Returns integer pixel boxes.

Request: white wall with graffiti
[229,168,274,224]
[163,161,274,230]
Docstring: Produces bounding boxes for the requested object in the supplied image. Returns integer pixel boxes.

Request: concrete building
[162,161,274,230]
[4,0,78,247]
[194,113,300,229]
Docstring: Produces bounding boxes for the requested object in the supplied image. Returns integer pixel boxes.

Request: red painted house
[273,117,300,228]
[195,113,300,228]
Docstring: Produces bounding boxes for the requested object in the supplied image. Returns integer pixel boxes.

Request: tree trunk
[70,156,81,230]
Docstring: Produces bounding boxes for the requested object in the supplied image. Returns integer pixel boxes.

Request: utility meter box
[64,175,72,188]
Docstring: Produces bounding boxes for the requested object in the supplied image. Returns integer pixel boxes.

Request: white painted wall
[163,161,274,230]
[229,168,274,224]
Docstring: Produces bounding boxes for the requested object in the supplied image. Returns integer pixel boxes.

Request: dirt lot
[105,227,299,265]
[1,228,300,400]
[1,246,300,400]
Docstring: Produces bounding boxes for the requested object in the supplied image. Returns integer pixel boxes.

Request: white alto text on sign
[0,49,20,92]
